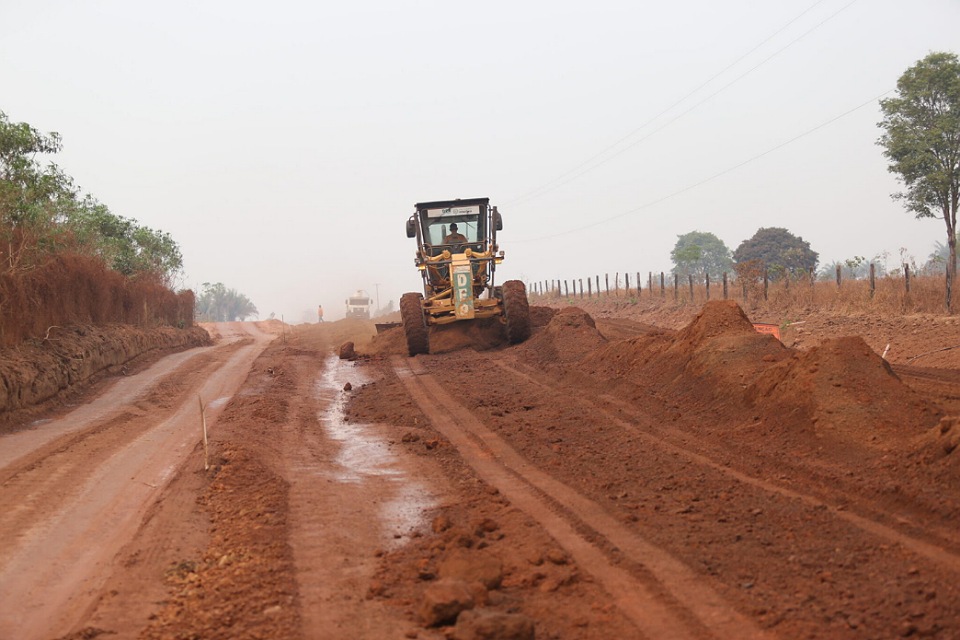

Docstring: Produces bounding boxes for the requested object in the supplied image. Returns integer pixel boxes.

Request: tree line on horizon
[670,51,959,306]
[668,226,947,286]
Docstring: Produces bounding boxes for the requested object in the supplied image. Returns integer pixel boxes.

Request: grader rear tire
[400,292,429,356]
[502,280,531,344]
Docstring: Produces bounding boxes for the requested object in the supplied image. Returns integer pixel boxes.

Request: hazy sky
[2,0,958,321]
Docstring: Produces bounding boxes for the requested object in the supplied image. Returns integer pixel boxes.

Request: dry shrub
[0,253,194,347]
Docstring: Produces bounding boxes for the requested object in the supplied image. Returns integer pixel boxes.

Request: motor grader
[400,197,530,356]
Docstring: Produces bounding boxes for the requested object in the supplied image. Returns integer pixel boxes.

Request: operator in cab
[443,223,467,245]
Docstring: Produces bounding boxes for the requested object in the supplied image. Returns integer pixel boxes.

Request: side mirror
[406,217,417,238]
[493,207,503,231]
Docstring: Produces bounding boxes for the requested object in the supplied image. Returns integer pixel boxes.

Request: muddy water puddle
[317,356,436,544]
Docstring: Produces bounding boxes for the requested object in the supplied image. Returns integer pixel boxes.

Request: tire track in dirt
[393,355,767,640]
[0,345,244,569]
[0,324,272,640]
[493,357,960,570]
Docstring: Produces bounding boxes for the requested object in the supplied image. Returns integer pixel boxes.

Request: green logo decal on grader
[400,197,531,356]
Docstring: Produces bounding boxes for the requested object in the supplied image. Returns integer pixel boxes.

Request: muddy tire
[400,292,429,356]
[502,280,531,344]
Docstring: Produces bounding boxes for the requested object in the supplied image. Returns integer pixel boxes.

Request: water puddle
[317,355,436,545]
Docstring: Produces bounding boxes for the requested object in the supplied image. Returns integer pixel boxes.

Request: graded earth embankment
[0,324,211,417]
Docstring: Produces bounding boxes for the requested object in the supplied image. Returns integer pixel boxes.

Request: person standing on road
[317,304,324,323]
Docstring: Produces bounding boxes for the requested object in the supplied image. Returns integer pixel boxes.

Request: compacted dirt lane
[0,322,273,639]
[4,302,960,639]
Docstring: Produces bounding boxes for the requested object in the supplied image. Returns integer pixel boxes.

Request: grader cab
[400,197,530,356]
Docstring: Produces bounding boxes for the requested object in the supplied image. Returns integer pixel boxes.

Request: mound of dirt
[366,325,407,356]
[670,299,759,348]
[429,318,507,354]
[517,307,606,366]
[364,318,507,357]
[747,336,942,446]
[583,301,787,394]
[529,305,558,329]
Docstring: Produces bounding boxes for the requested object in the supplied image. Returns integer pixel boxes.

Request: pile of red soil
[365,306,560,357]
[577,300,941,454]
[429,317,507,354]
[747,336,942,447]
[517,307,606,366]
[583,301,787,396]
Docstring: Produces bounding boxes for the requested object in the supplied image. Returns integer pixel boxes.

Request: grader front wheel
[400,292,429,356]
[502,280,531,344]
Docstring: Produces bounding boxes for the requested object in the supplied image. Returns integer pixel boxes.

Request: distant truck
[345,290,373,319]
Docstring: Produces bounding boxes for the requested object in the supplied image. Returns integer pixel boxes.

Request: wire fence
[526,264,952,315]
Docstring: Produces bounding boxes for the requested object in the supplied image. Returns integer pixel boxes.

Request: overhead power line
[508,0,859,206]
[513,88,893,243]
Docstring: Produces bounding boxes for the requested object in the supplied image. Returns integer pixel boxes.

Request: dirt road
[2,304,960,639]
[0,322,272,639]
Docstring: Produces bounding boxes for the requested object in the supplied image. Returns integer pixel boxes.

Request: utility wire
[513,88,893,243]
[508,0,859,206]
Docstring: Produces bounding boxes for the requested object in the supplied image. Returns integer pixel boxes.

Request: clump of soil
[517,307,606,366]
[430,318,507,354]
[747,336,942,446]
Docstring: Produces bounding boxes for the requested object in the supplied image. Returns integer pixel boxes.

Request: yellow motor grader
[400,197,530,356]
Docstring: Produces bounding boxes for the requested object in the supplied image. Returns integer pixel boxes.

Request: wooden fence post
[870,263,876,298]
[660,272,665,298]
[596,275,600,296]
[905,263,911,293]
[763,268,769,301]
[688,274,694,301]
[579,278,584,298]
[587,278,592,298]
[706,273,711,300]
[636,272,641,296]
[615,272,620,297]
[836,264,842,288]
[605,273,609,296]
[722,272,728,300]
[625,273,630,297]
[648,272,653,297]
[674,273,678,301]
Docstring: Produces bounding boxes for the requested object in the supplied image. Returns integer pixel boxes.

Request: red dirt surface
[4,299,960,639]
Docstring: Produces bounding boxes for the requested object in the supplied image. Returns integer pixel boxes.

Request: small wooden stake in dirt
[199,395,209,471]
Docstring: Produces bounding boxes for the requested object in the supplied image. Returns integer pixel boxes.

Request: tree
[878,51,960,310]
[0,110,184,285]
[195,282,258,322]
[670,231,733,283]
[733,227,818,278]
[68,197,183,285]
[0,110,74,271]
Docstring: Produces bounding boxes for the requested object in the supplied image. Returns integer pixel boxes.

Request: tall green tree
[0,110,74,270]
[0,110,183,285]
[670,231,733,283]
[733,227,819,278]
[195,282,258,322]
[878,51,960,309]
